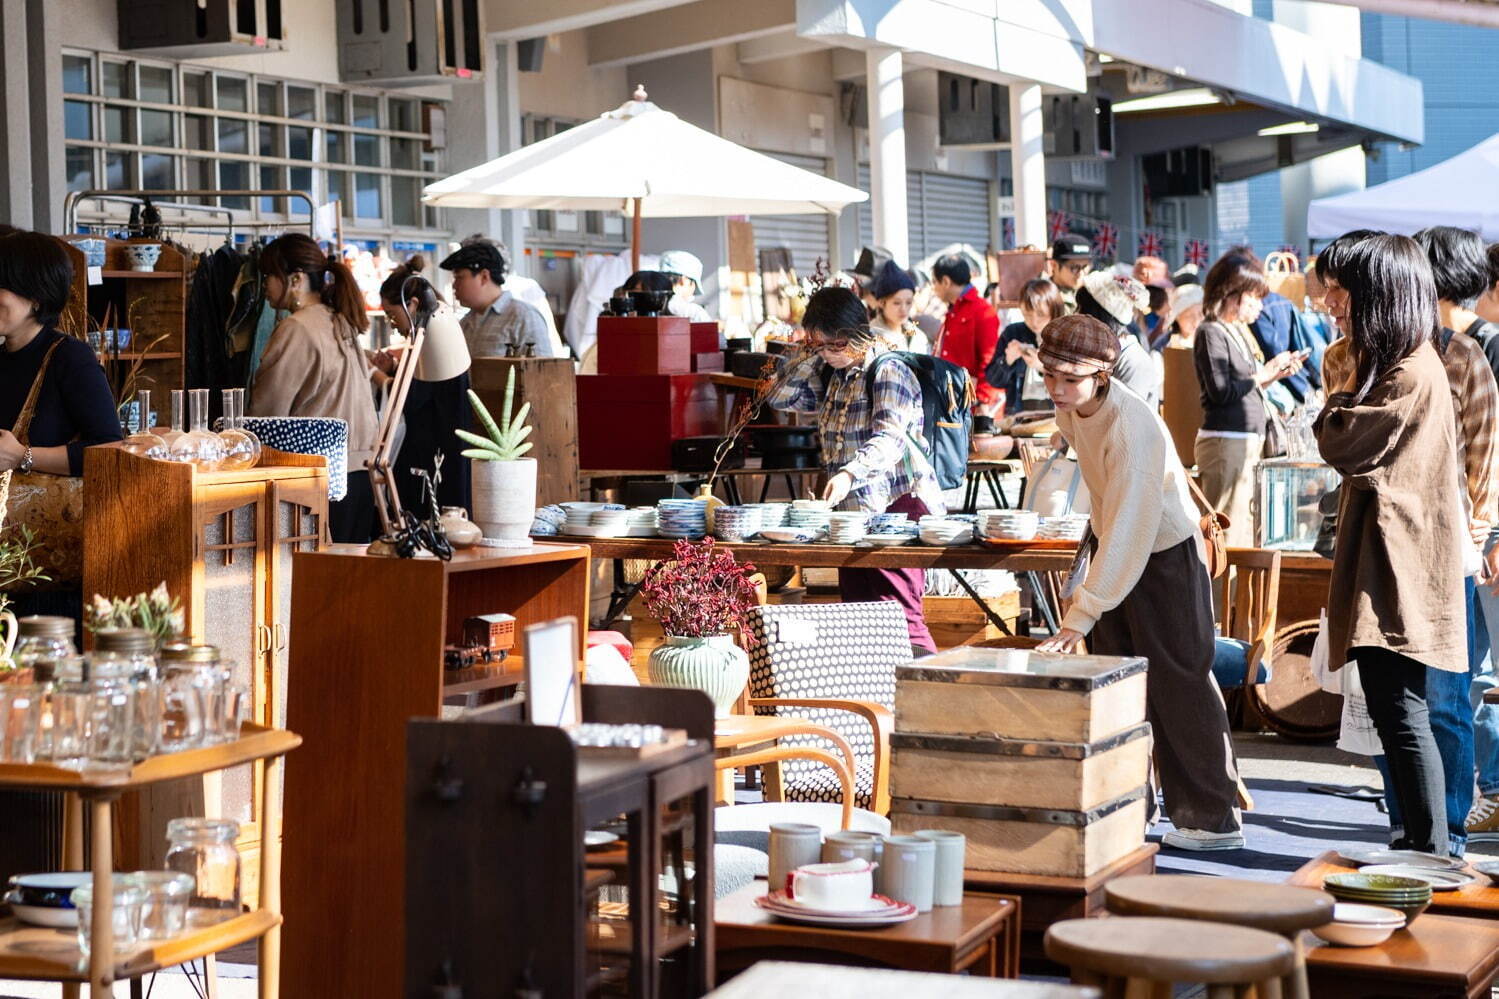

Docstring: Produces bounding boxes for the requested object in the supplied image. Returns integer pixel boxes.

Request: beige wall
[516,30,630,122]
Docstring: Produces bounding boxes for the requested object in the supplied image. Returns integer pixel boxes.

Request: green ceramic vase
[647,635,749,717]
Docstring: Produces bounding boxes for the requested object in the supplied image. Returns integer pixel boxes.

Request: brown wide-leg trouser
[1087,537,1243,834]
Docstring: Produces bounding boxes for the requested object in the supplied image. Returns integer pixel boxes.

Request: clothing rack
[62,189,321,241]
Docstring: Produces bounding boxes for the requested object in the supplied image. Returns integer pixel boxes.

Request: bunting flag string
[1015,205,1295,267]
[1137,231,1163,259]
[1092,222,1118,258]
[1185,239,1211,268]
[1047,210,1071,243]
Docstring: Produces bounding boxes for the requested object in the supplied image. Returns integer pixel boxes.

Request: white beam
[486,0,700,41]
[586,0,795,69]
[737,29,829,65]
[866,47,909,267]
[1009,83,1046,250]
[1319,0,1499,29]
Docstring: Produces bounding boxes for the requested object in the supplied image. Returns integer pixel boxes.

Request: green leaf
[461,449,500,460]
[454,428,505,453]
[467,389,504,445]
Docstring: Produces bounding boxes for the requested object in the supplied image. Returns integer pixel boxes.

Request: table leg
[1286,935,1309,999]
[986,471,1010,509]
[691,781,715,994]
[626,808,655,999]
[603,560,645,629]
[1025,571,1061,634]
[259,754,284,999]
[89,797,114,998]
[63,792,84,869]
[947,569,1013,636]
[961,474,979,515]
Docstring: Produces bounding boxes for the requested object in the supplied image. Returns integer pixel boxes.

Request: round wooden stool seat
[1105,875,1335,934]
[1045,917,1295,984]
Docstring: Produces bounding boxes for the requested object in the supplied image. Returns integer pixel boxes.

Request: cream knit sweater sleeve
[1057,398,1168,635]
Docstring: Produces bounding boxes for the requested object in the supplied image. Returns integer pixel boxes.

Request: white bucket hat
[658,249,704,292]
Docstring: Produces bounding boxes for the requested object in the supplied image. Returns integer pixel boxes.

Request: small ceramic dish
[1310,903,1403,947]
[760,528,819,544]
[1472,860,1499,885]
[3,892,78,928]
[7,872,91,910]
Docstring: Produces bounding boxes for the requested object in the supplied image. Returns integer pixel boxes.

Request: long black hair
[1338,234,1441,402]
[801,286,874,345]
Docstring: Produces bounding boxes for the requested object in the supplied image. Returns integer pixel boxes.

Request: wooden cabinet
[82,444,328,900]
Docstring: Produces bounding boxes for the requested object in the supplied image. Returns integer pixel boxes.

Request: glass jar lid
[17,616,73,639]
[94,629,155,655]
[160,643,219,663]
[166,817,240,843]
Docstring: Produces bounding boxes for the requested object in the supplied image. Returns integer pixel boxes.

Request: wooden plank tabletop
[706,961,1097,997]
[1287,850,1499,919]
[562,535,1076,572]
[1303,912,1499,997]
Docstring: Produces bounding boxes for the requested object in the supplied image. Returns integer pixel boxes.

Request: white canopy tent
[423,87,868,270]
[1307,133,1499,240]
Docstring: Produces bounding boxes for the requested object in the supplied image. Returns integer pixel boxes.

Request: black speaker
[517,37,544,73]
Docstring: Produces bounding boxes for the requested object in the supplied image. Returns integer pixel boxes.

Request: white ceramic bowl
[1309,903,1405,947]
[7,899,78,928]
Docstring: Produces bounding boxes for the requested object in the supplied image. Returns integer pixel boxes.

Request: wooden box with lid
[890,649,1150,878]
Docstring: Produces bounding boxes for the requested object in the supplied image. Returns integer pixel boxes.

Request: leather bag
[1185,474,1231,579]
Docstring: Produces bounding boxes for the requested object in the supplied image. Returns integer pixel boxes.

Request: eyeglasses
[812,339,850,352]
[1060,261,1088,275]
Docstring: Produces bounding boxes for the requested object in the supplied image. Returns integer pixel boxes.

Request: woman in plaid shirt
[768,287,944,653]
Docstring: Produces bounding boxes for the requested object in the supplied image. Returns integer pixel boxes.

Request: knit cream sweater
[1055,379,1203,635]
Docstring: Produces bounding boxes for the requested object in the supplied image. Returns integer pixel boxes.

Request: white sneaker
[1163,828,1245,852]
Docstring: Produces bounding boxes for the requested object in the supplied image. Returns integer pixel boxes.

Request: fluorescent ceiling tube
[1113,88,1222,113]
[1258,121,1320,136]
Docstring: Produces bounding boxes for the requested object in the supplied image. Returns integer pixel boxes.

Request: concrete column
[0,0,34,227]
[26,0,62,231]
[865,46,908,266]
[1008,83,1046,249]
[494,38,527,275]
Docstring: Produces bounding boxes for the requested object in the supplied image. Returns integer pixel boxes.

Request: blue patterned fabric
[242,416,350,501]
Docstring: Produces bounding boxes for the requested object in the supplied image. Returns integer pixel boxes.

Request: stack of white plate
[753,889,917,928]
[827,512,869,544]
[1038,515,1089,541]
[657,499,709,539]
[590,508,630,537]
[713,506,762,542]
[789,500,833,536]
[980,509,1040,541]
[918,518,975,546]
[623,507,659,537]
[751,503,790,529]
[561,502,608,535]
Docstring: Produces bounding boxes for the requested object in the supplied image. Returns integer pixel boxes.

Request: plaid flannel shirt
[767,346,945,515]
[1323,334,1499,531]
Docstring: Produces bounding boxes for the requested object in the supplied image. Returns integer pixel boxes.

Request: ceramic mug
[788,858,874,911]
[914,830,966,906]
[768,823,822,896]
[881,835,936,912]
[821,830,880,865]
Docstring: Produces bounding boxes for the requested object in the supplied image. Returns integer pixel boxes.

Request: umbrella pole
[631,197,642,272]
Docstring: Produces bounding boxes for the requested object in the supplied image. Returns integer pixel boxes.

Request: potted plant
[85,582,185,649]
[0,525,47,674]
[456,367,536,543]
[641,538,759,716]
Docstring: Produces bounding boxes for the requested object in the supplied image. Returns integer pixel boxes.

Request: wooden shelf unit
[0,724,300,995]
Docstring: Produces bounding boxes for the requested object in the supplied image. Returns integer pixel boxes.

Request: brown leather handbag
[2,339,86,591]
[1185,474,1231,579]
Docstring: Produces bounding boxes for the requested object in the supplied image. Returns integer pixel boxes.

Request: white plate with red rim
[762,890,906,915]
[755,892,918,926]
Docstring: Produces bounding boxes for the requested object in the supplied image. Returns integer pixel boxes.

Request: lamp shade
[415,308,471,382]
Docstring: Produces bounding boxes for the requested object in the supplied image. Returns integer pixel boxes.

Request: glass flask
[166,817,241,925]
[216,387,261,471]
[158,389,186,448]
[121,389,168,459]
[168,388,226,470]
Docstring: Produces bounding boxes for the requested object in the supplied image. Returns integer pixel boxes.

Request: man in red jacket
[933,253,1000,417]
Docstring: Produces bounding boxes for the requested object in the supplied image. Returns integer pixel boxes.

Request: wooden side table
[1303,913,1499,998]
[714,881,1020,979]
[1287,850,1499,920]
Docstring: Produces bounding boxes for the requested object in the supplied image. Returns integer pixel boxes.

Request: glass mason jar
[157,643,220,752]
[71,880,147,958]
[12,616,77,760]
[165,818,241,925]
[167,388,225,470]
[89,628,160,760]
[0,683,41,763]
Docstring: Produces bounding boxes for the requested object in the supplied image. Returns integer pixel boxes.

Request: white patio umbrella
[423,86,868,270]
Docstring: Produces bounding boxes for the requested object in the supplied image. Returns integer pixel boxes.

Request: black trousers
[328,469,375,544]
[1088,537,1242,834]
[1356,646,1449,856]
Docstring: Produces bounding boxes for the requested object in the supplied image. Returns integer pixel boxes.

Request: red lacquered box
[596,316,690,375]
[577,374,719,470]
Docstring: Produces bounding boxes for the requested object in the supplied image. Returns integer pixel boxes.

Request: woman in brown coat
[1315,234,1468,856]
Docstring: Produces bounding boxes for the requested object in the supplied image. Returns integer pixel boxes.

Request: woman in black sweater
[985,278,1062,415]
[1192,252,1301,546]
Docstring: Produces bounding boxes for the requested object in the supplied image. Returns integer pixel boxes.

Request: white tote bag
[1336,662,1383,758]
[1023,453,1091,518]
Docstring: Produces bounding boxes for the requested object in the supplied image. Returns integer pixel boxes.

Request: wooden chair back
[1217,548,1282,675]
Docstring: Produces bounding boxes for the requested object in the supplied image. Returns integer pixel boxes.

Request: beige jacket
[249,304,380,469]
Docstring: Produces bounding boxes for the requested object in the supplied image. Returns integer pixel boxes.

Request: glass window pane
[183,114,211,150]
[217,118,248,155]
[219,161,250,208]
[352,95,379,129]
[142,153,175,190]
[216,76,248,112]
[353,133,378,167]
[288,86,316,121]
[65,101,92,141]
[183,71,211,108]
[389,99,416,133]
[257,82,280,117]
[138,65,173,104]
[391,177,418,227]
[106,151,133,189]
[63,55,92,95]
[140,109,173,147]
[327,170,348,215]
[258,123,281,157]
[324,90,346,124]
[289,165,313,197]
[354,172,381,218]
[326,132,346,164]
[102,61,129,99]
[66,147,93,192]
[184,157,213,191]
[390,138,418,171]
[105,106,131,144]
[288,126,312,160]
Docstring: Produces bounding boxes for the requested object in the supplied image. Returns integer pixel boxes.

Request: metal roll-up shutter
[857,166,992,262]
[751,152,833,275]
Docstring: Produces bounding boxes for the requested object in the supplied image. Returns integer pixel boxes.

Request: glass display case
[1255,459,1340,551]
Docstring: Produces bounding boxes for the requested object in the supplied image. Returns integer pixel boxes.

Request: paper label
[87,266,102,286]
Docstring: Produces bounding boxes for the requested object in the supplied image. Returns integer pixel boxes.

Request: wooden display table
[707,960,1098,997]
[715,882,1020,978]
[281,542,591,998]
[1302,913,1499,998]
[1287,850,1499,919]
[0,724,299,997]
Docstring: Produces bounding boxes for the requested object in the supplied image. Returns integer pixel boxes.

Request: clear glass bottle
[168,388,226,470]
[157,642,218,752]
[216,388,261,471]
[166,817,241,925]
[88,627,159,761]
[158,389,186,448]
[121,388,168,459]
[12,616,77,761]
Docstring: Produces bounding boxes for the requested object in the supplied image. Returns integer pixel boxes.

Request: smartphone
[1294,348,1313,361]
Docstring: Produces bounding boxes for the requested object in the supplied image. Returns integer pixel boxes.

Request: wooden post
[259,754,285,999]
[631,196,642,272]
[89,797,114,997]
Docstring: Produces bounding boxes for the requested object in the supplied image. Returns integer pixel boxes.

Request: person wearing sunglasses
[1048,234,1093,314]
[767,287,945,655]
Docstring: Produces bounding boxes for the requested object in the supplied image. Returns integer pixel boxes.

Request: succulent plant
[456,367,533,461]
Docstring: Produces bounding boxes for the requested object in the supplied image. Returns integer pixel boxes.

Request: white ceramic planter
[471,457,537,541]
[647,635,750,718]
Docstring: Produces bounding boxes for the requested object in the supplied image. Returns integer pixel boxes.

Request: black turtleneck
[0,328,122,475]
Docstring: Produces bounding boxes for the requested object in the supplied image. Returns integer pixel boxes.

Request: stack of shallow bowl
[657,499,709,539]
[789,500,833,537]
[623,507,659,537]
[980,509,1039,541]
[712,506,762,542]
[827,512,870,545]
[590,508,630,537]
[561,501,608,535]
[1322,873,1433,926]
[1038,514,1090,542]
[868,512,913,533]
[918,518,975,546]
[751,503,790,529]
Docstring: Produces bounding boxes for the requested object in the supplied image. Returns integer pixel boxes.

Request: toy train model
[442,613,517,670]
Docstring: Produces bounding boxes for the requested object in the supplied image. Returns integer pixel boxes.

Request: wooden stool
[1104,875,1333,999]
[1045,916,1294,998]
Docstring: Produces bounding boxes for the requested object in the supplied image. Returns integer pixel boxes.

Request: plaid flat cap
[1037,314,1119,375]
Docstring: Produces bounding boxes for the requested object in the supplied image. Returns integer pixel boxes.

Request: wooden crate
[923,592,1021,649]
[891,787,1149,878]
[890,722,1150,812]
[470,357,579,507]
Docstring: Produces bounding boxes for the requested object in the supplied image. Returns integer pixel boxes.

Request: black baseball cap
[1051,234,1092,261]
[439,241,506,277]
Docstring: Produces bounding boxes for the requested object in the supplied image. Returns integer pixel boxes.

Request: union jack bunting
[1048,210,1071,242]
[1093,223,1118,258]
[1185,239,1210,267]
[1137,231,1163,259]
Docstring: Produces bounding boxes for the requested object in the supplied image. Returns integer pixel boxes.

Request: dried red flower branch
[640,538,760,644]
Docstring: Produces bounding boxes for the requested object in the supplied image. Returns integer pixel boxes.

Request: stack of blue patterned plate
[712,506,762,542]
[657,499,708,539]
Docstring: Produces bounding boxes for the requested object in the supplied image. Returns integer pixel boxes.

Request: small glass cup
[119,870,195,940]
[71,880,147,958]
[84,678,137,776]
[48,677,93,771]
[165,817,241,926]
[157,644,213,753]
[220,680,249,742]
[0,684,41,763]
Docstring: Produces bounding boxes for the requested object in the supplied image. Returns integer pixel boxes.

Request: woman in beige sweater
[1035,314,1243,852]
[249,233,380,543]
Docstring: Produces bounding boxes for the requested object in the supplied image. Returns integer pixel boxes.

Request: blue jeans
[1471,546,1499,796]
[1373,576,1479,855]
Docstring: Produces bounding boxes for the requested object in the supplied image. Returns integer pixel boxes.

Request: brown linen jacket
[1314,339,1467,672]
